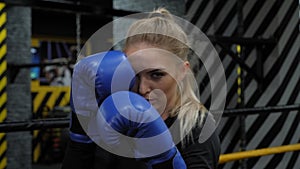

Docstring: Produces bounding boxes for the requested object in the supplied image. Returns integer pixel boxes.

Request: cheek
[157,77,177,101]
[165,82,178,101]
[149,89,167,114]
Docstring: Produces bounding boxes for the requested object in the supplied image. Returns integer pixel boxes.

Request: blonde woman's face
[125,43,188,119]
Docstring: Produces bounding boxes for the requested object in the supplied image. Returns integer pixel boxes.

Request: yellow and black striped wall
[31,81,70,163]
[0,2,7,168]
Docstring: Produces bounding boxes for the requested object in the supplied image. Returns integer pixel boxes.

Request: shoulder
[180,111,218,145]
[177,111,221,169]
[179,131,220,169]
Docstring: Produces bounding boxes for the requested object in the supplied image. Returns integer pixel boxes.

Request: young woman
[122,8,221,168]
[62,8,220,169]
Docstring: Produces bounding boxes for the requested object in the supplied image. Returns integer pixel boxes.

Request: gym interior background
[0,0,299,168]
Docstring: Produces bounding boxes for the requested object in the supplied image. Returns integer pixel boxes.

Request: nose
[138,76,151,97]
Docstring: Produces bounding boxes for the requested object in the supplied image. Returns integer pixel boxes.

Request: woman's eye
[151,72,165,79]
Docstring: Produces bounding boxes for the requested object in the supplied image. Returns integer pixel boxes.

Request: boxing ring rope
[221,104,300,117]
[219,143,300,164]
[0,104,299,163]
[0,118,69,132]
[0,104,298,132]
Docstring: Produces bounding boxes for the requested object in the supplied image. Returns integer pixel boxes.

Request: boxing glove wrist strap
[70,131,93,144]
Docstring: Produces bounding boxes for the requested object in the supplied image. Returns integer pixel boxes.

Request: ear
[177,61,190,81]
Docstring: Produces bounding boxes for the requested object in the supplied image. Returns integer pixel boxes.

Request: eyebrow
[147,68,166,73]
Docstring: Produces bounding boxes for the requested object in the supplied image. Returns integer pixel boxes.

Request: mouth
[145,98,155,103]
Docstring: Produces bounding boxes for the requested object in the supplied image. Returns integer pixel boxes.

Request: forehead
[126,45,181,72]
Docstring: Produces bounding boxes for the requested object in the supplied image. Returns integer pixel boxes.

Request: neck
[161,111,170,120]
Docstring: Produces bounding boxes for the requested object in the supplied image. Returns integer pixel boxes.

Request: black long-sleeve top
[62,112,220,169]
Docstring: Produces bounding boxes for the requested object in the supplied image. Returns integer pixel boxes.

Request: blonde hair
[124,8,206,143]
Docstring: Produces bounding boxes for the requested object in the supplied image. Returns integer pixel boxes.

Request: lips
[144,97,157,105]
[146,98,155,102]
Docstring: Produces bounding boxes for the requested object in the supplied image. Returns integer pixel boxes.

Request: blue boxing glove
[62,51,135,169]
[95,91,187,169]
[70,51,135,143]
